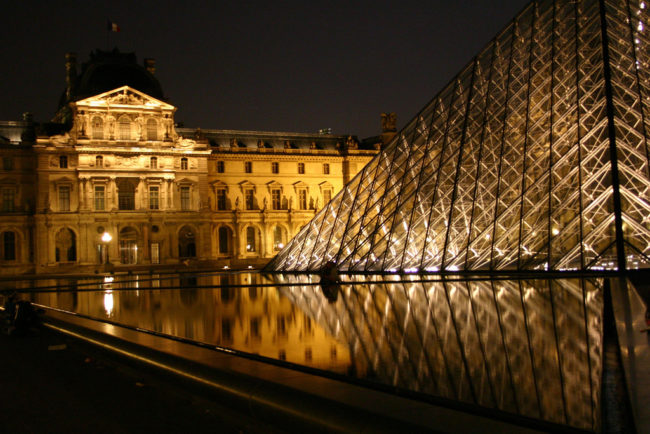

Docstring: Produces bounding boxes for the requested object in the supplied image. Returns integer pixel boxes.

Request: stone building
[0,49,381,274]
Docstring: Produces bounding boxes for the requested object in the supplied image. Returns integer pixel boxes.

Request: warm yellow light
[101,232,112,243]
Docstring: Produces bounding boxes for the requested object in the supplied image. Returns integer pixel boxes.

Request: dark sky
[2,0,528,139]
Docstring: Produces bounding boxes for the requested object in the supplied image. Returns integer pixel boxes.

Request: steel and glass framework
[277,276,603,431]
[268,0,650,272]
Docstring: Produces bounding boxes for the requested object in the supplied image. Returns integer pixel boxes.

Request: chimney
[65,52,77,101]
[144,58,156,75]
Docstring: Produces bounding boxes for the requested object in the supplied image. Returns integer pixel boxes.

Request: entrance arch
[217,226,232,255]
[119,227,138,264]
[179,226,196,258]
[55,228,76,262]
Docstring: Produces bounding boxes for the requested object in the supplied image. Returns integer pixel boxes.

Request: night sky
[3,0,528,139]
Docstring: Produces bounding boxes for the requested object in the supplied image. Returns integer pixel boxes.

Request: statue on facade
[381,112,397,132]
[346,136,358,150]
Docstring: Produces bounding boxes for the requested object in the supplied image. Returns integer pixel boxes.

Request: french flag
[107,20,120,32]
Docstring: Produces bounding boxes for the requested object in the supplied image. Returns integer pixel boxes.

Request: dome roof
[57,49,164,112]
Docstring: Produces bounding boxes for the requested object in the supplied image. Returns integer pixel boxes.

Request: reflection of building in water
[30,273,351,372]
[276,275,603,432]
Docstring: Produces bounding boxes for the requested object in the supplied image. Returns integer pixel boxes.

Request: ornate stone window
[2,187,15,212]
[3,157,13,171]
[58,186,70,211]
[271,162,279,174]
[217,161,225,173]
[298,162,305,174]
[216,188,227,210]
[59,156,68,168]
[323,189,332,205]
[94,185,105,211]
[298,189,307,210]
[180,186,191,210]
[118,180,135,210]
[92,116,104,140]
[1,231,16,261]
[180,157,188,170]
[146,118,158,141]
[218,226,231,254]
[323,163,330,175]
[149,185,159,210]
[245,188,255,210]
[273,225,285,251]
[150,157,158,169]
[246,226,257,252]
[95,156,103,168]
[271,188,281,210]
[118,115,131,140]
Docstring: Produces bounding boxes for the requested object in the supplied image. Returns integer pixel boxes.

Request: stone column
[110,176,117,210]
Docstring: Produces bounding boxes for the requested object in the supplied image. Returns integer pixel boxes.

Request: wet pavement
[0,325,280,434]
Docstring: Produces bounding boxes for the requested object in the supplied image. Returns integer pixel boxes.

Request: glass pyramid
[269,0,650,273]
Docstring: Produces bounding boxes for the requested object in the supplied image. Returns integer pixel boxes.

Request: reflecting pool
[5,272,603,431]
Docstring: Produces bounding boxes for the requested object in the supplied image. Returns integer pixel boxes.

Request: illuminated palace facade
[0,50,379,274]
[269,0,650,273]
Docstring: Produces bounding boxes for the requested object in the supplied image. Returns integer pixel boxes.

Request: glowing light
[101,232,112,243]
[638,21,644,31]
[104,290,114,317]
[552,228,560,236]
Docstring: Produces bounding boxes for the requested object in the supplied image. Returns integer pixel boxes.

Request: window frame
[94,185,105,211]
[58,185,71,211]
[149,185,160,210]
[180,186,191,210]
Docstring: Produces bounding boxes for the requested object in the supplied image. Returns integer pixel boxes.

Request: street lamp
[101,232,112,265]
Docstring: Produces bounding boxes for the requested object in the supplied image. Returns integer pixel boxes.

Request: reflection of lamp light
[104,290,114,317]
[101,232,112,264]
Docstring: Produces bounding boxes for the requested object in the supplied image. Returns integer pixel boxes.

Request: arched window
[92,116,104,139]
[273,226,285,251]
[59,155,68,168]
[218,226,231,254]
[118,115,131,140]
[150,157,157,169]
[246,226,257,252]
[55,228,76,262]
[180,157,188,170]
[2,231,16,261]
[178,226,196,258]
[146,118,158,141]
[96,156,103,168]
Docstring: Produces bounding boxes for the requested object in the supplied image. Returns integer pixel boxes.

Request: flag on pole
[107,20,120,32]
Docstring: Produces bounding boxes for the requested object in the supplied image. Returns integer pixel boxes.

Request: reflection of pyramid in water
[269,0,650,273]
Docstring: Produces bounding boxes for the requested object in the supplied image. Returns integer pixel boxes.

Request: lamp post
[101,232,112,265]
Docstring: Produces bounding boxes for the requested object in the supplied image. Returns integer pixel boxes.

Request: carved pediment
[318,181,333,191]
[75,86,175,110]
